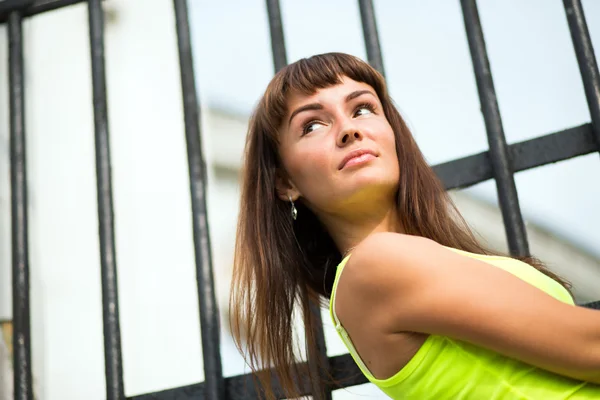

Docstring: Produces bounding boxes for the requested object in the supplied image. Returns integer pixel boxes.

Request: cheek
[286,146,331,191]
[376,123,400,175]
[369,120,397,154]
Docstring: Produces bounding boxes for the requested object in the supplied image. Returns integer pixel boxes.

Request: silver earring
[288,195,298,220]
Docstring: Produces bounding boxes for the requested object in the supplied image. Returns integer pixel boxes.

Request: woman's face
[277,76,400,214]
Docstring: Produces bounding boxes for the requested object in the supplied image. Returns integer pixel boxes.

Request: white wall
[2,1,207,398]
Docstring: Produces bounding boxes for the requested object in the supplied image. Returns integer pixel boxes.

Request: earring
[288,195,298,220]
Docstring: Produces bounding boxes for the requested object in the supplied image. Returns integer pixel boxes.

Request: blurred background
[0,0,599,398]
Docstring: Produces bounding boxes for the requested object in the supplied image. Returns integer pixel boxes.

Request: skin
[276,77,402,254]
[276,77,600,383]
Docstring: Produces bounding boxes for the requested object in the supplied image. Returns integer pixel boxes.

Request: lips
[338,148,377,170]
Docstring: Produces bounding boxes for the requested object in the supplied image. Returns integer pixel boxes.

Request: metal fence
[1,0,599,399]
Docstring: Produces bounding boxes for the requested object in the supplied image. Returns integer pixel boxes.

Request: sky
[188,0,600,258]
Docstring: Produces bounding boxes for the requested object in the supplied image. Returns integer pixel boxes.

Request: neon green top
[329,246,600,399]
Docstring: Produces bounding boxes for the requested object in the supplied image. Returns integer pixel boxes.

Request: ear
[275,171,301,202]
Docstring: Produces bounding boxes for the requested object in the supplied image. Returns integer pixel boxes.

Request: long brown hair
[229,52,570,399]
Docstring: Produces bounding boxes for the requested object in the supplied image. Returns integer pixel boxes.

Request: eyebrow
[287,89,376,127]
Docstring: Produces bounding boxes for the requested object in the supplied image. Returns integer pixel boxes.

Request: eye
[354,103,375,117]
[302,120,325,135]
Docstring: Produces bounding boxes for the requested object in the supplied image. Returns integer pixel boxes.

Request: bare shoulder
[334,233,439,331]
[340,232,439,294]
[353,232,436,262]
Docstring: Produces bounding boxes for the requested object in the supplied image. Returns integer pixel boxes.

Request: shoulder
[356,232,436,255]
[344,232,442,289]
[335,233,511,331]
[334,233,443,330]
[355,231,432,254]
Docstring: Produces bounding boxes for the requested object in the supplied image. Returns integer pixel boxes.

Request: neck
[318,200,403,257]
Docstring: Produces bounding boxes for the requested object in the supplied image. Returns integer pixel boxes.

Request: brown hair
[229,52,570,399]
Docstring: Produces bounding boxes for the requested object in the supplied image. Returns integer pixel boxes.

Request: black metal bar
[584,301,600,310]
[307,302,333,400]
[262,2,337,398]
[23,0,84,15]
[0,0,33,19]
[173,1,224,399]
[129,382,206,400]
[129,290,600,400]
[9,10,33,400]
[0,0,86,23]
[128,352,367,400]
[435,123,597,190]
[357,0,385,76]
[265,0,287,72]
[263,1,333,397]
[87,0,125,399]
[563,0,600,149]
[460,0,529,257]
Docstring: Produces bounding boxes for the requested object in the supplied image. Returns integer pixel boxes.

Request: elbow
[579,355,600,384]
[563,336,600,384]
[571,369,600,385]
[580,330,600,383]
[552,364,600,385]
[543,328,600,384]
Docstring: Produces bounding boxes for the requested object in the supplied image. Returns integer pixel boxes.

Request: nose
[336,123,363,147]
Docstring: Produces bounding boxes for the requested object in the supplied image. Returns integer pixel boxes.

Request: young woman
[229,52,600,399]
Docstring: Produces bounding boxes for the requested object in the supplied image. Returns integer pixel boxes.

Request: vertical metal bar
[8,10,33,400]
[357,0,386,77]
[263,1,332,398]
[308,302,333,400]
[173,1,224,399]
[265,0,287,72]
[563,0,600,148]
[460,0,529,257]
[87,1,125,399]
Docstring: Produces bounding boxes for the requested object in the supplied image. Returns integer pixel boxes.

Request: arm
[336,232,600,383]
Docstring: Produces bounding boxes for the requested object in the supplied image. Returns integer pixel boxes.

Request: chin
[344,173,398,199]
[349,167,397,187]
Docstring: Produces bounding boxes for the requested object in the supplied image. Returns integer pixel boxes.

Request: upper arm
[337,232,600,382]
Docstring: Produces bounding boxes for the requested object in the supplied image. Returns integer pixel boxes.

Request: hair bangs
[263,53,386,131]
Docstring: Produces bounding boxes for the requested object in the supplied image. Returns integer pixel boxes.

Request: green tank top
[329,246,600,399]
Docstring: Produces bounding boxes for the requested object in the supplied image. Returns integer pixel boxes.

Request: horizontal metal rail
[128,296,600,400]
[434,123,597,190]
[0,0,87,22]
[128,352,367,400]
